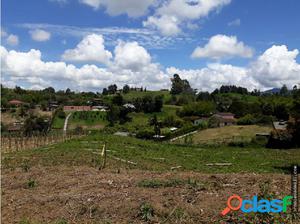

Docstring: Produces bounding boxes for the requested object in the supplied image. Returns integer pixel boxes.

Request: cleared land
[2,133,300,223]
[174,125,272,144]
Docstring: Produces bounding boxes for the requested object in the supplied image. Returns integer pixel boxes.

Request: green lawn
[68,111,108,129]
[2,132,299,174]
[51,115,65,129]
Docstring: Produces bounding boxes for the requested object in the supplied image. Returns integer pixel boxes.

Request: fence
[1,132,87,153]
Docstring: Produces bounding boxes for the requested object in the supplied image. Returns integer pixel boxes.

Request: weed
[21,159,30,172]
[55,219,68,224]
[27,179,36,188]
[139,203,154,222]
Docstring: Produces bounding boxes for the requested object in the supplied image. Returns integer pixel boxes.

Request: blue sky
[1,0,300,92]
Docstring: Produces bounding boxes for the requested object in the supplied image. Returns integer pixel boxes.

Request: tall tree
[170,74,193,95]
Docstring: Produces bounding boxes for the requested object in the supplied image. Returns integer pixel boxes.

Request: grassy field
[2,132,299,173]
[174,125,272,144]
[119,104,182,132]
[68,111,108,129]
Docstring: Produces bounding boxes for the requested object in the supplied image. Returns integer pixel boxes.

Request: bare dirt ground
[1,166,298,224]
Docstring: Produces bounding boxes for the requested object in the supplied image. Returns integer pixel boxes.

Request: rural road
[63,113,72,133]
[170,130,198,142]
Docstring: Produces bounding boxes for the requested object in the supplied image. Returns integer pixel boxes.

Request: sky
[1,0,300,92]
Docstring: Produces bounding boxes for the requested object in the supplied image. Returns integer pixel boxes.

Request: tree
[123,85,130,94]
[102,88,108,95]
[108,84,118,94]
[261,103,273,116]
[43,87,55,94]
[154,95,163,112]
[170,74,193,95]
[280,84,289,96]
[112,94,123,106]
[179,101,215,117]
[107,105,120,126]
[274,104,289,120]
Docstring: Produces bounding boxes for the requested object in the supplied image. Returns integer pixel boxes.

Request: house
[211,112,236,127]
[48,101,59,111]
[7,122,23,132]
[273,121,288,131]
[193,117,209,126]
[92,105,108,112]
[8,99,24,107]
[170,127,178,132]
[63,106,91,112]
[123,103,136,110]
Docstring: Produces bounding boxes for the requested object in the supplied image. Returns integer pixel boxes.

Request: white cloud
[6,34,19,46]
[144,0,231,36]
[143,15,181,36]
[30,29,51,42]
[191,34,253,60]
[79,0,156,17]
[166,63,259,92]
[61,34,112,64]
[0,40,170,91]
[249,45,300,89]
[18,23,193,49]
[228,18,241,26]
[113,41,151,71]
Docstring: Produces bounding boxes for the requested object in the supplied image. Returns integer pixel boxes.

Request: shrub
[136,129,155,139]
[57,110,66,119]
[267,130,293,149]
[27,179,36,188]
[237,114,256,125]
[139,203,154,221]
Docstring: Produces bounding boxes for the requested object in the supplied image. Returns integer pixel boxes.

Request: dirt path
[63,113,72,133]
[2,166,298,224]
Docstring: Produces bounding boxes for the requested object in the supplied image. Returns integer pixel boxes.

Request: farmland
[2,132,300,223]
[173,125,272,145]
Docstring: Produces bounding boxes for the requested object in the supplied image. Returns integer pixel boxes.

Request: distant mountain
[263,88,281,94]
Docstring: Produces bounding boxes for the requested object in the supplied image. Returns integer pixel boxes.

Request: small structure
[114,131,130,137]
[170,127,178,132]
[211,112,236,127]
[63,106,91,112]
[273,121,288,131]
[48,101,59,111]
[193,117,209,126]
[8,99,24,107]
[91,105,108,112]
[7,122,23,133]
[123,103,136,110]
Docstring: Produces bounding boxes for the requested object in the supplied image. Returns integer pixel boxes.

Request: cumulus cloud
[79,0,156,17]
[6,34,19,46]
[30,29,51,42]
[191,34,253,60]
[166,63,259,92]
[249,45,300,89]
[143,0,231,36]
[61,34,112,64]
[113,41,151,71]
[0,39,170,91]
[2,40,299,92]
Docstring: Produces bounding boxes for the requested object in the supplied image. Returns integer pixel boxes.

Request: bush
[256,115,273,125]
[267,130,294,149]
[136,129,155,139]
[237,114,256,125]
[57,110,66,119]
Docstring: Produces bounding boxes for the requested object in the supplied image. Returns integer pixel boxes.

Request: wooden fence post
[100,142,107,169]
